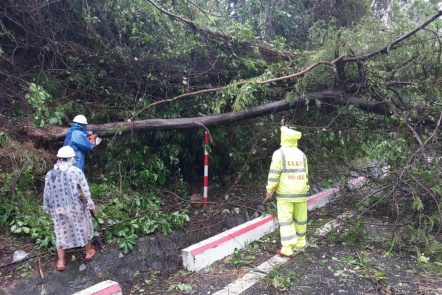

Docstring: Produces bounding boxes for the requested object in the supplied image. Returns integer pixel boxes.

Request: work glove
[86,201,95,211]
[95,136,102,146]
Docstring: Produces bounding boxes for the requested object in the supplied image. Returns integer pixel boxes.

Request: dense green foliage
[0,0,441,262]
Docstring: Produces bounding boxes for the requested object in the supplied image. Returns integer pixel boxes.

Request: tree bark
[22,89,389,142]
[262,1,276,41]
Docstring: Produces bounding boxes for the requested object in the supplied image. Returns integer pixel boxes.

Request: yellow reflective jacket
[266,126,310,202]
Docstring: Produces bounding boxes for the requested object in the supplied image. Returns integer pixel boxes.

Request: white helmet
[57,146,76,158]
[72,115,88,125]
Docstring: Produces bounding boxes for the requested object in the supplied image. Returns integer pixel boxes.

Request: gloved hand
[263,192,274,204]
[88,131,95,144]
[86,202,95,211]
[95,137,102,146]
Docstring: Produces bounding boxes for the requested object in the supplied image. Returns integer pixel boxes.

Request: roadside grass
[263,269,296,291]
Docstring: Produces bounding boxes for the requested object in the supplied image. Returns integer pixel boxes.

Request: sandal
[276,249,293,258]
[85,248,96,261]
[56,260,66,271]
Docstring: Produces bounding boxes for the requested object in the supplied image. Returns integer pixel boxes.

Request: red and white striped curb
[73,168,387,293]
[307,188,340,210]
[71,280,122,295]
[213,211,355,295]
[182,215,278,271]
[182,187,341,272]
[182,170,388,272]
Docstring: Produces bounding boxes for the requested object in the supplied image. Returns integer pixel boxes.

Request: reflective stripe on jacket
[266,126,309,202]
[266,147,309,201]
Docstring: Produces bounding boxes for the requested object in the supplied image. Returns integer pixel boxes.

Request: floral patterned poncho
[43,159,95,250]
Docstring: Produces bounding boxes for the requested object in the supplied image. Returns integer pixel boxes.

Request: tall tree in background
[216,0,369,47]
[262,0,276,41]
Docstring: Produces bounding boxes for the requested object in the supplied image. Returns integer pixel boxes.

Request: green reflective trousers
[277,199,307,256]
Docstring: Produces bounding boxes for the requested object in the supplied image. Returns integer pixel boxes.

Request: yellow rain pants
[277,199,307,256]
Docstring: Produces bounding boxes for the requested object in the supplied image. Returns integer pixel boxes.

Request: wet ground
[129,215,442,295]
[2,210,441,295]
[243,242,439,295]
[1,180,442,295]
[0,208,255,295]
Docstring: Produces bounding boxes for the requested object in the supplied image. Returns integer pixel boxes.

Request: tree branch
[146,0,197,30]
[342,10,442,63]
[129,10,442,121]
[128,56,344,121]
[23,89,389,141]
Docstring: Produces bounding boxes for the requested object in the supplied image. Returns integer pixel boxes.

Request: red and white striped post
[203,131,210,208]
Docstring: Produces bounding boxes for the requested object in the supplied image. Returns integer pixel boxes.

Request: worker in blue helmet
[63,115,100,171]
[264,126,310,258]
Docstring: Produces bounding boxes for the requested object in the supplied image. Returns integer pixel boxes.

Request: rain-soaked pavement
[2,165,442,295]
[2,212,442,295]
[0,230,187,294]
[0,214,249,295]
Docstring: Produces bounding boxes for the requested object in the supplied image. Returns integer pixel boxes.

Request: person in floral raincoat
[43,146,96,271]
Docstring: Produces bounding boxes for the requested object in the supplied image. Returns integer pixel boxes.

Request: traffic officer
[264,126,310,257]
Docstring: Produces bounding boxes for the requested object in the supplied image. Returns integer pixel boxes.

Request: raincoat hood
[51,158,75,181]
[280,126,302,147]
[70,122,88,132]
[53,158,75,173]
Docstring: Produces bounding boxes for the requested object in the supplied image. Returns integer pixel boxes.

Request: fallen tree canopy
[16,9,442,144]
[22,89,390,141]
[129,10,442,120]
[0,3,442,148]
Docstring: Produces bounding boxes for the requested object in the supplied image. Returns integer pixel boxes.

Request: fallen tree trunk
[23,89,389,142]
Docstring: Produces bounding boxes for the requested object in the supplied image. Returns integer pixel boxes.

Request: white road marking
[212,212,355,295]
[212,255,289,295]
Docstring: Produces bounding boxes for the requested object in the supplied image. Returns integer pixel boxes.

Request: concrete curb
[71,280,122,295]
[182,215,278,272]
[73,169,384,293]
[182,188,340,272]
[213,211,355,295]
[307,187,340,210]
[209,171,388,294]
